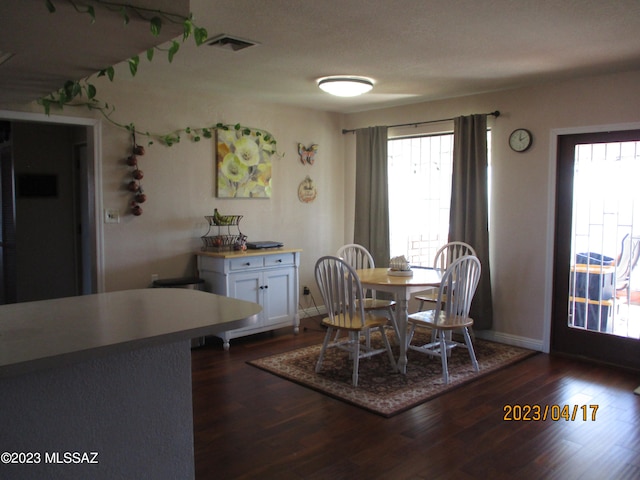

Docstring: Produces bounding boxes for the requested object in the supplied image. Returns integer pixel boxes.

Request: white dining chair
[407,255,481,384]
[414,241,476,312]
[337,244,398,343]
[314,256,396,387]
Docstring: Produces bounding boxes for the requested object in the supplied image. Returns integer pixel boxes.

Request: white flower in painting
[217,129,236,146]
[221,153,249,182]
[234,137,260,167]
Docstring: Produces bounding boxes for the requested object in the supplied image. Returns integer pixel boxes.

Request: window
[388,133,454,266]
[388,131,491,266]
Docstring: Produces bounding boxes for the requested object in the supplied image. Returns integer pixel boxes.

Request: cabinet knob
[276,259,282,263]
[244,262,251,266]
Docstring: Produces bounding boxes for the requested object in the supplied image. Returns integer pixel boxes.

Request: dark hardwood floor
[192,317,640,479]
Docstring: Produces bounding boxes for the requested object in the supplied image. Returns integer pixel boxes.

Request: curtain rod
[341,110,500,134]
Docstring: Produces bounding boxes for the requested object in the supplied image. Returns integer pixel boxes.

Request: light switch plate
[104,208,120,224]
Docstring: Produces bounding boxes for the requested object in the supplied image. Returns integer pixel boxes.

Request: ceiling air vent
[207,34,259,52]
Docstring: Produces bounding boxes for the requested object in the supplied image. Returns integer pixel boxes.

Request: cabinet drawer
[264,253,294,267]
[229,257,264,270]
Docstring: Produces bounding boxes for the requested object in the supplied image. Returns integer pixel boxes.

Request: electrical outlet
[303,286,310,296]
[104,208,120,224]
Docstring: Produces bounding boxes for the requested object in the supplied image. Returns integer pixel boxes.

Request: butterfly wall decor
[298,143,318,165]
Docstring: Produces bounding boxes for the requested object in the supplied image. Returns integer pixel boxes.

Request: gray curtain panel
[354,126,390,268]
[449,115,494,329]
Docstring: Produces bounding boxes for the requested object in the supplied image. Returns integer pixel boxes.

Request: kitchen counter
[0,288,260,377]
[0,288,261,480]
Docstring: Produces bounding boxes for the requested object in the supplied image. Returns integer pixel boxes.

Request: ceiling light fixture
[317,76,374,97]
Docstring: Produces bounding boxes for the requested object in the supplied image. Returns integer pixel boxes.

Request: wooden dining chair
[414,241,476,312]
[336,244,398,343]
[407,255,481,384]
[314,256,396,387]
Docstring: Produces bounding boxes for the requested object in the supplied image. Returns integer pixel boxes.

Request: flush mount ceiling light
[317,76,374,97]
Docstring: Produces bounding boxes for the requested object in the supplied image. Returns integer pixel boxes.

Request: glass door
[552,130,640,370]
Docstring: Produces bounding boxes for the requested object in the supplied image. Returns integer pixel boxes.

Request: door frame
[545,122,640,366]
[0,109,105,294]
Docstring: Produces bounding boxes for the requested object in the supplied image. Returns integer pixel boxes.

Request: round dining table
[355,267,443,374]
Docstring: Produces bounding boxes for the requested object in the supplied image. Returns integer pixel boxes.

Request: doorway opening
[552,129,640,370]
[0,111,102,304]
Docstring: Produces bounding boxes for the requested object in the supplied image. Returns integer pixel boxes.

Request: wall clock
[509,128,532,152]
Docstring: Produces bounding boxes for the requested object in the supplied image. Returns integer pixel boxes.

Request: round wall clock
[509,128,532,152]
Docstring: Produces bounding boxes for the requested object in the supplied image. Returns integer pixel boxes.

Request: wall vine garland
[40,1,281,216]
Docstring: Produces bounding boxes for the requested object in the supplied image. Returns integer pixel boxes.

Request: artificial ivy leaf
[234,123,241,130]
[146,48,154,61]
[243,128,251,136]
[87,5,95,23]
[183,19,194,41]
[185,127,191,133]
[194,27,208,46]
[203,129,212,138]
[106,66,115,81]
[58,91,67,107]
[194,136,201,142]
[87,84,96,99]
[129,56,139,76]
[42,100,51,115]
[168,41,180,63]
[150,16,162,36]
[45,0,56,13]
[63,81,76,99]
[120,7,130,25]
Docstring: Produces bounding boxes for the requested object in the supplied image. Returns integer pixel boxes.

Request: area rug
[248,331,537,417]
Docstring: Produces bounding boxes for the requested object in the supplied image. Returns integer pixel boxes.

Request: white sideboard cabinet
[196,249,301,349]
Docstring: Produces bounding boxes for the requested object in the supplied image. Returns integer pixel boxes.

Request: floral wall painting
[217,129,273,198]
[298,143,318,165]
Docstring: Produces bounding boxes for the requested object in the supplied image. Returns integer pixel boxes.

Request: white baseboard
[298,306,327,319]
[474,329,545,352]
[297,306,545,353]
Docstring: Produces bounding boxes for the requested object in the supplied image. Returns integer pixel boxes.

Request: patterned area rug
[248,331,537,417]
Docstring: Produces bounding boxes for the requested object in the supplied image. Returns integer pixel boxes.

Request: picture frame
[216,129,273,198]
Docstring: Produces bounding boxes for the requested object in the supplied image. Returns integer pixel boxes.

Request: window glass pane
[388,134,453,266]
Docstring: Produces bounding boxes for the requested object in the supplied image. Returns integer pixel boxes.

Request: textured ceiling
[2,0,640,113]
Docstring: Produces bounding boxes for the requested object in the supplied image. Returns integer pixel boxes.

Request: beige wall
[344,69,640,350]
[3,68,640,351]
[91,79,346,300]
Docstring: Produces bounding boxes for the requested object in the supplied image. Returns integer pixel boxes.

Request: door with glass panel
[552,130,640,369]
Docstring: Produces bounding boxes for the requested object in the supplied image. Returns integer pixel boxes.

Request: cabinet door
[228,271,264,330]
[262,266,295,327]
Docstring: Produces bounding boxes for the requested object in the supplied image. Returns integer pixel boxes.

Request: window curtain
[449,115,493,329]
[354,126,390,267]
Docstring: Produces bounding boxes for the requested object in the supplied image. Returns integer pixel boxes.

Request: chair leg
[438,330,449,384]
[378,325,397,369]
[316,327,333,373]
[462,327,479,372]
[406,323,417,349]
[351,331,360,387]
[386,306,400,345]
